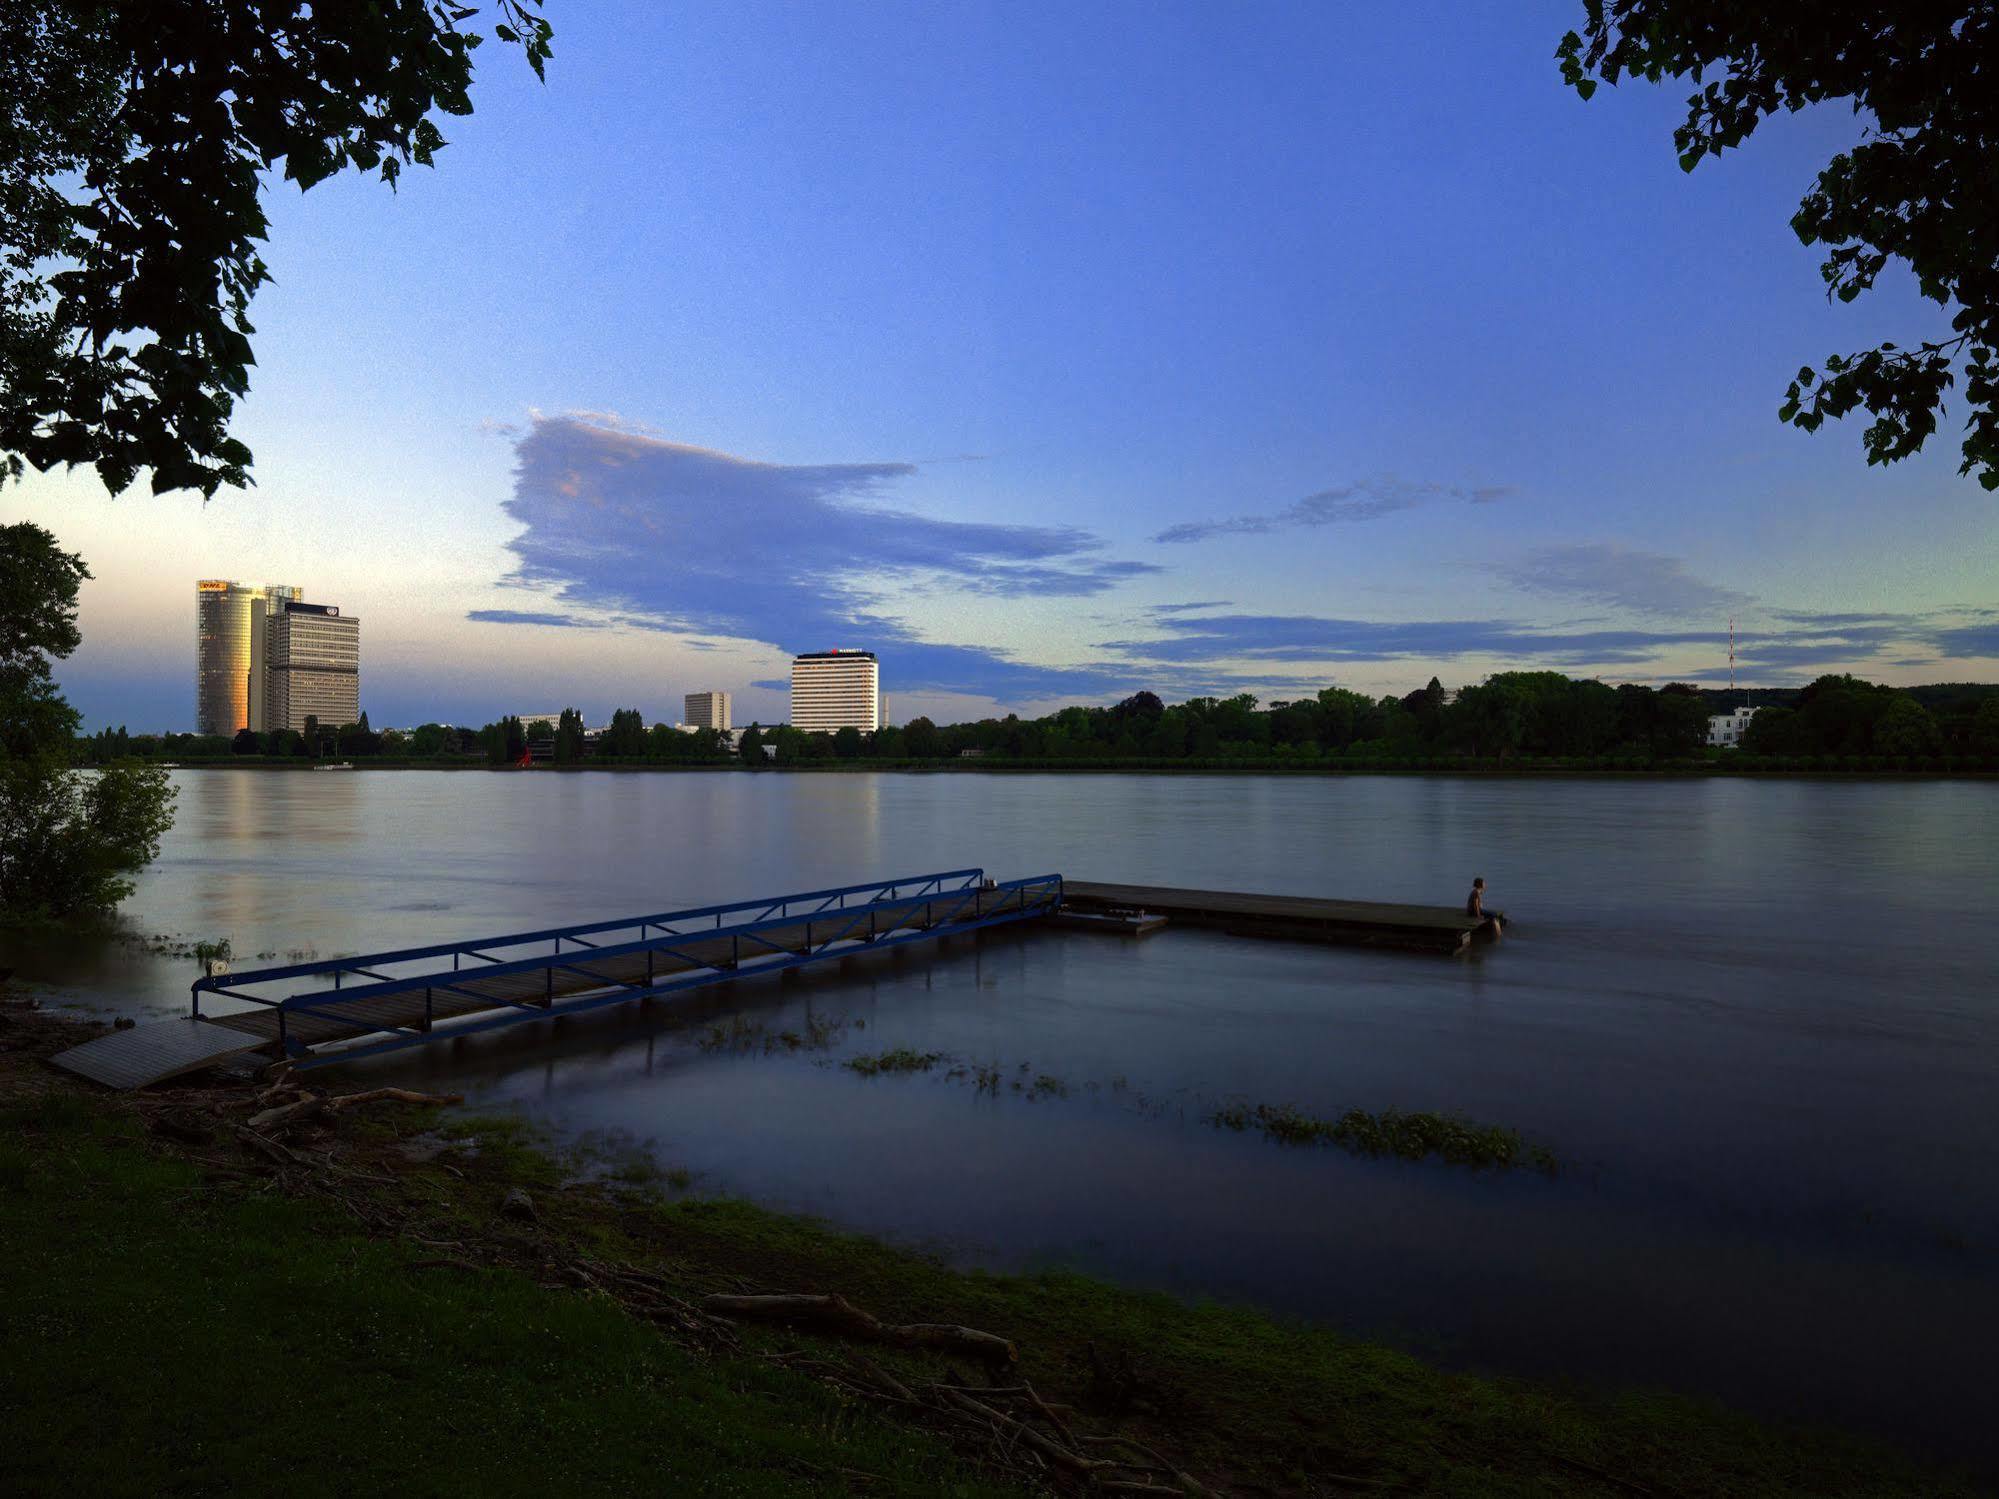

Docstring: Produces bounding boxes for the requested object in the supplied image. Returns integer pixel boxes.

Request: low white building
[1707,706,1758,748]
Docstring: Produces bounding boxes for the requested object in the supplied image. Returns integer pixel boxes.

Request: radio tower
[1729,616,1737,706]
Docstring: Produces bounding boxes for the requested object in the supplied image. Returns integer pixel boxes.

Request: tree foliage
[554,707,585,763]
[0,1,552,497]
[601,707,646,759]
[0,520,87,759]
[0,753,176,916]
[0,521,174,918]
[1559,2,1999,488]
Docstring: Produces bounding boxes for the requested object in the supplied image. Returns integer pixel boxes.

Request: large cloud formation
[470,415,1993,701]
[476,413,1160,698]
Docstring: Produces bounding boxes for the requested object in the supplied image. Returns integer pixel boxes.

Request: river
[6,768,1996,1467]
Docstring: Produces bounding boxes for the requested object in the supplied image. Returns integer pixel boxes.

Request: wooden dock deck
[52,871,1062,1089]
[1059,881,1492,954]
[50,868,1502,1091]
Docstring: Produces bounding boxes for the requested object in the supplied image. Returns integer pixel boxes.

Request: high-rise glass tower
[195,580,299,735]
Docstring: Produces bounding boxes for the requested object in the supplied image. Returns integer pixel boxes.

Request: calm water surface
[9,770,1997,1466]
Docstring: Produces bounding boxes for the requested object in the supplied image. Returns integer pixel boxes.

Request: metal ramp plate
[49,1017,272,1091]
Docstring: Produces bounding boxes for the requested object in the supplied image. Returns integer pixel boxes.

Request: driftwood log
[699,1291,1017,1365]
[248,1086,461,1131]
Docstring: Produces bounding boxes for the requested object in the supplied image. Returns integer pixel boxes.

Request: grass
[842,1047,947,1077]
[1,1013,1984,1499]
[1209,1102,1560,1172]
[699,1011,851,1055]
[118,931,235,962]
[635,1192,1979,1499]
[824,1041,1548,1174]
[0,1095,1023,1499]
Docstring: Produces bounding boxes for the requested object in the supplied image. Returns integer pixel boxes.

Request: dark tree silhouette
[0,1,552,497]
[1560,3,1999,488]
[0,522,174,915]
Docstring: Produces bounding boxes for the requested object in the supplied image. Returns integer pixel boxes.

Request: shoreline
[97,757,1999,780]
[1,998,1986,1498]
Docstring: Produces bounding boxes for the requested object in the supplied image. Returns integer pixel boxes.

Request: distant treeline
[74,674,1999,772]
[75,709,736,766]
[844,674,1998,769]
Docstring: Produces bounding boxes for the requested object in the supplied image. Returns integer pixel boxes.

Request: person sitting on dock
[1465,877,1503,934]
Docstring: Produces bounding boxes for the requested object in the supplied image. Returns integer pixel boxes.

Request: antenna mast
[1729,617,1736,705]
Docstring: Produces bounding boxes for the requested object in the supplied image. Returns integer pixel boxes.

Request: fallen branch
[700,1292,1017,1365]
[229,1123,311,1170]
[249,1086,460,1131]
[931,1385,1108,1477]
[1549,1452,1654,1497]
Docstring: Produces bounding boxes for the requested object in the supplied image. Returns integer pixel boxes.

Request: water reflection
[5,768,1996,1466]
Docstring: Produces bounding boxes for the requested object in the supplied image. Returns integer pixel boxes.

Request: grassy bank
[0,1006,1986,1498]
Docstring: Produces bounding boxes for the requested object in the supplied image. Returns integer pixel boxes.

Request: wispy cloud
[1153,477,1510,545]
[1099,614,1720,666]
[1932,622,1999,658]
[1489,543,1752,618]
[470,414,1162,699]
[466,609,607,629]
[1098,607,1994,676]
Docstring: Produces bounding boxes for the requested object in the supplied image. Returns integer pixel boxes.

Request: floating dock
[50,869,1500,1090]
[52,869,1060,1090]
[1058,881,1493,955]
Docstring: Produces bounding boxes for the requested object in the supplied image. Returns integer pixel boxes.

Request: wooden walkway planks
[52,880,1052,1088]
[1059,881,1487,953]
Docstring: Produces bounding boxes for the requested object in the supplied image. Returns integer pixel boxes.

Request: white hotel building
[790,649,880,734]
[1706,706,1758,748]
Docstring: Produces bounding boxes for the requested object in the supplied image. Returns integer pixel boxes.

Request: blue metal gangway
[180,868,1062,1072]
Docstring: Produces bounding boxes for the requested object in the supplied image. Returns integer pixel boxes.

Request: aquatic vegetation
[127,932,234,963]
[698,1012,850,1056]
[1209,1103,1556,1173]
[1029,1074,1069,1099]
[843,1047,947,1077]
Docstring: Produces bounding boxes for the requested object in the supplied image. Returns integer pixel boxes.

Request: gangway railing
[190,868,1063,1070]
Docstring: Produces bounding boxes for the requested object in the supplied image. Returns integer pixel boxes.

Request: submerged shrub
[1210,1102,1555,1173]
[0,758,176,920]
[843,1048,947,1077]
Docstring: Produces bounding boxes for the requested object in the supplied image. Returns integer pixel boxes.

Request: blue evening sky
[7,1,1995,730]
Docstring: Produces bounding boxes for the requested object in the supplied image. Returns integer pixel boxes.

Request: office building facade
[683,690,732,730]
[790,649,879,734]
[257,601,361,733]
[195,580,300,735]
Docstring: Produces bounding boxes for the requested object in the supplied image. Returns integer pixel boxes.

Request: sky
[7,0,1997,732]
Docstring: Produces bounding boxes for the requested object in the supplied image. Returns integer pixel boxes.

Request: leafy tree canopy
[0,521,174,917]
[1559,2,1999,488]
[0,1,552,497]
[0,520,88,759]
